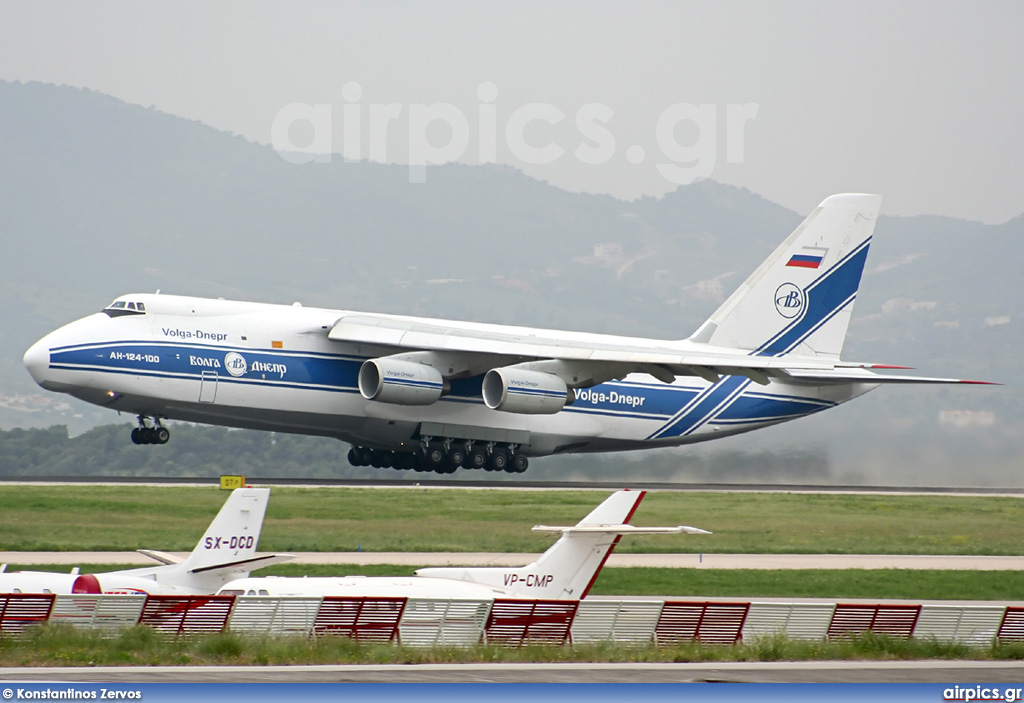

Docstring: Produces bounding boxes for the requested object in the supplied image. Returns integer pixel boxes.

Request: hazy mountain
[0,80,1016,485]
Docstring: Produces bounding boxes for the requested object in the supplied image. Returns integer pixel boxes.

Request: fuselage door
[199,370,218,403]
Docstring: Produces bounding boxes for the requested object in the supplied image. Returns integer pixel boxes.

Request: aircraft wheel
[488,447,509,472]
[130,428,142,445]
[446,446,466,469]
[466,446,488,470]
[379,451,394,469]
[409,449,429,471]
[347,447,361,466]
[395,453,416,470]
[141,427,157,444]
[155,427,170,445]
[425,443,445,468]
[511,453,528,473]
[369,450,384,468]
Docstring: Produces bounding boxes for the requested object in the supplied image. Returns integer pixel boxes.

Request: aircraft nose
[23,338,51,386]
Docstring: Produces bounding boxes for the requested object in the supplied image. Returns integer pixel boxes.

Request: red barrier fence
[0,594,55,635]
[313,597,406,642]
[484,599,578,646]
[827,604,921,640]
[654,601,749,645]
[137,595,235,634]
[997,607,1024,644]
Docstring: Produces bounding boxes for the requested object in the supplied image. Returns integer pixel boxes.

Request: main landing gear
[131,416,170,445]
[347,440,529,474]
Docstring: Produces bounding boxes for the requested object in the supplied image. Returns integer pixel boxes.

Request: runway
[3,661,1024,683]
[3,551,1022,570]
[2,476,1022,496]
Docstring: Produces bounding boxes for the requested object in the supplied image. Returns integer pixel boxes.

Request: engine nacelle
[482,368,569,414]
[358,358,444,406]
[72,573,179,595]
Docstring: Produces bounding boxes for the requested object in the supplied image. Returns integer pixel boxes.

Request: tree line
[0,423,836,483]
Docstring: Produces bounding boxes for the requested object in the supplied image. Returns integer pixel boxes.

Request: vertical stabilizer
[689,193,882,360]
[415,490,709,599]
[96,487,293,594]
[179,487,271,573]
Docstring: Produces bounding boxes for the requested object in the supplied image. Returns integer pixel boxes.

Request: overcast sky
[2,0,1021,223]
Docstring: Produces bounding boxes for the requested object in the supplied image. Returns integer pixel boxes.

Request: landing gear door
[199,370,218,403]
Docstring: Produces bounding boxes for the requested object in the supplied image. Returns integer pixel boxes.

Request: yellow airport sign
[220,475,246,490]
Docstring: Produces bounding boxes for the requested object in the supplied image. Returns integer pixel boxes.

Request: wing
[781,369,999,385]
[327,313,993,392]
[328,313,841,386]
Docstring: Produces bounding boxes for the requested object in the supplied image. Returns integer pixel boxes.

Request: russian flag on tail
[786,247,828,269]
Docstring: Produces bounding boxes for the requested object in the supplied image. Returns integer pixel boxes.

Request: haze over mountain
[0,80,1015,485]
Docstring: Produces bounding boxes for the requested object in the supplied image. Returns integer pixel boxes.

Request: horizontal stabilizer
[137,549,182,565]
[532,524,711,535]
[188,553,296,575]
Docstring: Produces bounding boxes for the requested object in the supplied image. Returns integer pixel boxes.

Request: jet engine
[71,573,177,595]
[358,358,445,406]
[482,368,570,414]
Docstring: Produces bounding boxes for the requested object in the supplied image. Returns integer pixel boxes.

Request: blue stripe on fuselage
[715,393,835,421]
[48,343,361,390]
[646,375,750,439]
[47,342,833,433]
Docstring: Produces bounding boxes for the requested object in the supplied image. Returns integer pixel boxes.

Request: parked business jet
[0,487,293,595]
[24,194,990,474]
[218,490,704,599]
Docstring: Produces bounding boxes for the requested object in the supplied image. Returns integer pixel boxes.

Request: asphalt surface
[3,661,1024,683]
[3,476,1023,496]
[4,551,1023,570]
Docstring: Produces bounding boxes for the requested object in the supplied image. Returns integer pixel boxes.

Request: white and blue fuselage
[25,195,979,472]
[24,294,874,457]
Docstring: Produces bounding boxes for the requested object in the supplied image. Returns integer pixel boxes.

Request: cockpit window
[103,299,147,318]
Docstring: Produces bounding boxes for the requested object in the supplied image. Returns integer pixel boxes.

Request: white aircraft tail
[415,490,709,599]
[77,487,294,594]
[689,193,882,361]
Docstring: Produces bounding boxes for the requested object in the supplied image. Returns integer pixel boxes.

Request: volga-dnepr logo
[224,352,247,377]
[774,283,805,319]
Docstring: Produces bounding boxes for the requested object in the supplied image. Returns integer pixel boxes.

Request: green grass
[0,624,1020,667]
[1,485,1022,554]
[3,486,1023,666]
[7,563,1023,601]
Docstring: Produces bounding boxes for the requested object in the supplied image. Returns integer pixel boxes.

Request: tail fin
[689,193,882,361]
[415,490,709,599]
[179,487,272,572]
[97,487,294,594]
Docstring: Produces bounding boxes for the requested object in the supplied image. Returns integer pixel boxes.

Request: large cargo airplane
[218,490,706,599]
[0,488,293,595]
[23,194,990,474]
